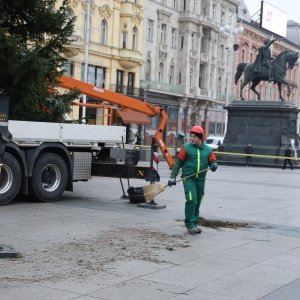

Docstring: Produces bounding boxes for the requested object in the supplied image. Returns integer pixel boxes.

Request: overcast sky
[244,0,299,23]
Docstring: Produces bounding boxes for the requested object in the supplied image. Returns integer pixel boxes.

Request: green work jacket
[170,142,216,180]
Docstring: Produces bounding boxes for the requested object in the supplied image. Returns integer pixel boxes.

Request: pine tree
[0,0,79,122]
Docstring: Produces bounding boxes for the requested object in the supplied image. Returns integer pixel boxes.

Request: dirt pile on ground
[1,228,189,287]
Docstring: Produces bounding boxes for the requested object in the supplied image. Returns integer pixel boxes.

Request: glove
[210,163,218,172]
[167,178,176,187]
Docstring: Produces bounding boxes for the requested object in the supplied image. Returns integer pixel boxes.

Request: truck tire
[29,153,68,202]
[0,153,22,206]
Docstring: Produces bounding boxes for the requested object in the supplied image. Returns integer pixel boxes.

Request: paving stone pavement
[1,163,300,299]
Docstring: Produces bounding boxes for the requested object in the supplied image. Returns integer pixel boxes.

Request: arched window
[159,63,164,82]
[146,59,151,81]
[169,65,175,84]
[100,19,107,45]
[132,26,138,50]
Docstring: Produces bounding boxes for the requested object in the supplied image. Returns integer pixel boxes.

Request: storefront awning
[117,109,151,125]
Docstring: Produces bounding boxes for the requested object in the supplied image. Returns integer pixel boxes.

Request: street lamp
[82,0,91,122]
[219,20,244,135]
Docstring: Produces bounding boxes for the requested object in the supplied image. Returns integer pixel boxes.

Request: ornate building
[141,0,241,146]
[57,0,144,124]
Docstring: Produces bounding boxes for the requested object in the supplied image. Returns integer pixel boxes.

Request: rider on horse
[252,38,278,82]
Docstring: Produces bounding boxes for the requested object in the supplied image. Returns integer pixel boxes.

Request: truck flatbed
[8,120,126,147]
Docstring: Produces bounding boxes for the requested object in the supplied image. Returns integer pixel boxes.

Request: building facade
[60,0,300,145]
[141,0,241,146]
[57,0,144,125]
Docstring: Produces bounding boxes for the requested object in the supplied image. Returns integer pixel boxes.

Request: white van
[205,136,224,151]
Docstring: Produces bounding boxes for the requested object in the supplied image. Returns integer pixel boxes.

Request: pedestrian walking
[244,143,254,167]
[282,145,293,170]
[167,126,218,235]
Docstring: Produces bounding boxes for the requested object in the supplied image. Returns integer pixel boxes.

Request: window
[81,64,106,88]
[220,45,225,61]
[191,32,196,51]
[145,59,151,81]
[189,68,194,87]
[122,32,127,48]
[116,70,124,93]
[160,23,167,44]
[221,12,225,27]
[159,63,164,82]
[100,19,107,45]
[193,0,197,13]
[178,72,181,84]
[180,36,184,49]
[171,28,177,48]
[132,26,138,50]
[199,63,206,89]
[183,0,186,11]
[169,65,175,84]
[147,19,154,41]
[62,61,74,77]
[242,49,245,62]
[212,4,216,20]
[173,0,177,9]
[127,72,135,95]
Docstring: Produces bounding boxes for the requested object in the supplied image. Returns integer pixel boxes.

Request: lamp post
[82,0,91,122]
[219,20,244,135]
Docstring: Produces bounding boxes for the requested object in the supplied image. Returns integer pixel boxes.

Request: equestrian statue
[235,38,299,101]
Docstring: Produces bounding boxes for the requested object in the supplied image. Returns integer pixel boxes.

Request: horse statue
[235,50,299,101]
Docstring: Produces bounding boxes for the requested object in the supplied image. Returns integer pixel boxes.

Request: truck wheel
[0,153,22,206]
[29,153,68,202]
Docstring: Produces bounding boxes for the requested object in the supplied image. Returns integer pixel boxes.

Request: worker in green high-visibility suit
[168,126,217,235]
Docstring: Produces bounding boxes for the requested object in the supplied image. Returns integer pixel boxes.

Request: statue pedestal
[218,101,300,167]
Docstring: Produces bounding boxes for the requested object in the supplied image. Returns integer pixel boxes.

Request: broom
[143,167,211,203]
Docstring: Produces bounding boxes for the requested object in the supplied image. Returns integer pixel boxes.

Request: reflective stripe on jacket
[170,142,216,179]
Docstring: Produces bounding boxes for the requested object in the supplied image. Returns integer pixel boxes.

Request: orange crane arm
[58,75,174,168]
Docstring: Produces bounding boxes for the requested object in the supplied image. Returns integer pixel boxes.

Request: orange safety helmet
[190,125,205,139]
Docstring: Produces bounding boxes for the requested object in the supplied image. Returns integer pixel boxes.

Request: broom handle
[175,167,211,184]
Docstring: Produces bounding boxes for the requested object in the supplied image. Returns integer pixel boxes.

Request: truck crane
[0,76,175,206]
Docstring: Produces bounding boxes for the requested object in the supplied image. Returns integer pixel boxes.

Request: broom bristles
[143,183,166,202]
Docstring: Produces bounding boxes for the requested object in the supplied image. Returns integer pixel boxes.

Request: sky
[244,0,299,23]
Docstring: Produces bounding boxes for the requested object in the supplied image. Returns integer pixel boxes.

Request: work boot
[187,227,198,235]
[195,226,202,234]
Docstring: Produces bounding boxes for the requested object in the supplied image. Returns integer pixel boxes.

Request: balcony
[179,11,198,23]
[200,89,208,97]
[159,43,168,53]
[110,85,142,98]
[89,42,112,56]
[201,16,218,30]
[119,49,143,69]
[140,80,183,95]
[120,1,143,15]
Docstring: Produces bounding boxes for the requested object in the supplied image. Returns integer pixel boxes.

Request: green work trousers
[183,178,205,229]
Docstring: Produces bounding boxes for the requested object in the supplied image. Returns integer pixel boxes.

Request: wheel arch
[5,142,28,194]
[27,143,73,192]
